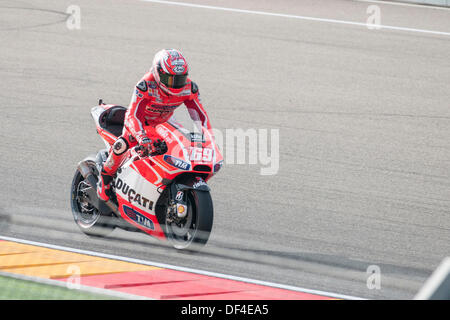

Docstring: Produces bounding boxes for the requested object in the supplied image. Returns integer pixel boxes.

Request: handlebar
[134,139,168,157]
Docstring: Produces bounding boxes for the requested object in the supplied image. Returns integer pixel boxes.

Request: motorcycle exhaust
[77,161,97,189]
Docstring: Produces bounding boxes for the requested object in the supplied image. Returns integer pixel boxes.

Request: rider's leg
[97,132,135,201]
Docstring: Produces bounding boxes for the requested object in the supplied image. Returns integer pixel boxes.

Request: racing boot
[97,136,129,201]
[97,170,113,202]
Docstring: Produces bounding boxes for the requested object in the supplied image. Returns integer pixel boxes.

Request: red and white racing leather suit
[102,71,211,177]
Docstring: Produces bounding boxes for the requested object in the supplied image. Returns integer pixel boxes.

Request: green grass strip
[0,275,120,300]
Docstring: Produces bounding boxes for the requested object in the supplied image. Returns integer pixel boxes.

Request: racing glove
[152,139,168,155]
[136,132,153,154]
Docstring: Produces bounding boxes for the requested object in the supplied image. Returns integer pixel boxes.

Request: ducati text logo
[115,178,154,210]
[122,205,155,231]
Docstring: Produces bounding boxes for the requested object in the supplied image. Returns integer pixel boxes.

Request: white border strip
[414,257,450,299]
[141,0,450,37]
[355,0,450,11]
[0,270,150,300]
[0,235,366,300]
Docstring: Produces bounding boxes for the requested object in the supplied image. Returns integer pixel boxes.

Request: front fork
[166,183,188,224]
[166,177,210,224]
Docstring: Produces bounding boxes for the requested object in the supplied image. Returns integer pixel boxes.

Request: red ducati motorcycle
[70,101,223,250]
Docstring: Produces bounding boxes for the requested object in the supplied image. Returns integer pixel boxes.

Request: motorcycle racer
[97,49,212,202]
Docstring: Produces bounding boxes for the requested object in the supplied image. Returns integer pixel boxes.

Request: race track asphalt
[0,0,449,299]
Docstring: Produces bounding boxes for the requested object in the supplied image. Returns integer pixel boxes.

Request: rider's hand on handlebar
[135,138,168,157]
[140,136,152,148]
[136,136,153,156]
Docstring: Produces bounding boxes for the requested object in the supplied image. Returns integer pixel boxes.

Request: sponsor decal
[148,88,157,97]
[122,205,155,231]
[167,50,180,59]
[193,178,207,189]
[147,81,158,89]
[176,203,187,218]
[136,80,148,92]
[173,65,186,73]
[164,155,191,170]
[115,178,154,210]
[175,190,184,201]
[156,126,173,144]
[150,104,179,110]
[172,59,185,66]
[145,106,172,115]
[190,132,205,143]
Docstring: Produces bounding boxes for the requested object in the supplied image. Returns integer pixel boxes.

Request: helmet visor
[159,72,188,89]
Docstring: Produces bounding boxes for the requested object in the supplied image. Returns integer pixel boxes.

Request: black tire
[70,157,115,237]
[164,189,214,250]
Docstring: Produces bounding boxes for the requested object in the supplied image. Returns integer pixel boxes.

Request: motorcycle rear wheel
[70,157,116,237]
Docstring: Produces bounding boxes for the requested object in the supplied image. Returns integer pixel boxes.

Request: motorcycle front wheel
[164,189,214,251]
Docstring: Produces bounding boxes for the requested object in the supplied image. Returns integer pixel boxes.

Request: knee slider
[112,137,128,155]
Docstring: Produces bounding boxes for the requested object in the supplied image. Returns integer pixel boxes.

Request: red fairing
[91,103,222,239]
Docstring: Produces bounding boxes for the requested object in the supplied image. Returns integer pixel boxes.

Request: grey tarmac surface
[0,0,449,299]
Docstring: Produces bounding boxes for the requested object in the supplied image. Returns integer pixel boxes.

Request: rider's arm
[124,78,151,143]
[184,82,212,130]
